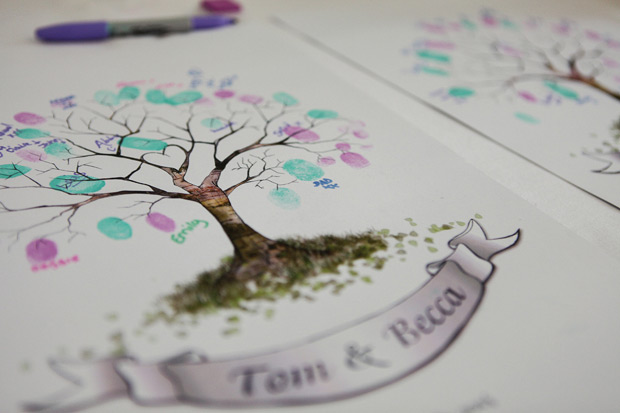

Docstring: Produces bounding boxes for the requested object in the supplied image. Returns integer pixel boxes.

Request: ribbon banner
[25,220,519,412]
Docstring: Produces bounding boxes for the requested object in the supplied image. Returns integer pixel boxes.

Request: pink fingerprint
[518,91,538,102]
[146,212,176,232]
[239,94,263,104]
[341,152,369,168]
[482,16,497,27]
[425,40,455,50]
[585,30,600,40]
[603,58,619,68]
[500,45,521,57]
[335,142,351,151]
[16,148,47,162]
[283,125,319,142]
[421,23,445,34]
[607,39,620,49]
[14,112,45,125]
[353,129,369,139]
[214,90,235,98]
[26,238,58,263]
[317,156,336,166]
[553,24,570,35]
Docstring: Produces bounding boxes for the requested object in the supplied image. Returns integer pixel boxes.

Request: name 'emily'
[171,220,209,244]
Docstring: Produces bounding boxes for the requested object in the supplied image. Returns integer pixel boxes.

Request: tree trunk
[188,170,286,281]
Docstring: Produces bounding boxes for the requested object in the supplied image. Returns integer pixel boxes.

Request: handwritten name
[0,138,64,158]
[188,69,238,90]
[0,123,15,138]
[313,178,339,189]
[50,95,76,110]
[31,255,79,272]
[95,136,119,152]
[171,220,209,244]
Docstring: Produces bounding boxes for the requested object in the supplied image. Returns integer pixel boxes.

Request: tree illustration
[404,9,620,103]
[0,83,381,314]
[403,9,620,163]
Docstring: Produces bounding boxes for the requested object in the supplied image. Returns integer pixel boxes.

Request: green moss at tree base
[159,231,388,320]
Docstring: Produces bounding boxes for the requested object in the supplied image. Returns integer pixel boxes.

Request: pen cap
[36,21,109,42]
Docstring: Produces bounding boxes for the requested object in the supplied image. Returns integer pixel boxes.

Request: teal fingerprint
[544,81,579,100]
[461,18,476,30]
[50,175,105,194]
[448,87,475,98]
[416,50,451,63]
[421,66,449,76]
[118,86,140,100]
[44,142,71,158]
[283,159,324,181]
[515,112,539,124]
[0,164,31,179]
[121,137,167,151]
[307,109,338,119]
[94,90,120,106]
[166,91,203,106]
[273,92,299,106]
[201,117,225,130]
[16,128,50,139]
[501,19,517,29]
[97,217,133,240]
[146,90,167,104]
[268,187,300,210]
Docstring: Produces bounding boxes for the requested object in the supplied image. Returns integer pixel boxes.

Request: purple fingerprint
[239,94,263,104]
[16,148,47,162]
[317,156,336,166]
[14,112,46,125]
[146,212,176,232]
[335,142,351,151]
[341,152,369,168]
[214,90,235,99]
[26,238,58,263]
[284,125,319,142]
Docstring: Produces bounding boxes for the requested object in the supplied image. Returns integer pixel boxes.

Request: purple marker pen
[36,15,236,42]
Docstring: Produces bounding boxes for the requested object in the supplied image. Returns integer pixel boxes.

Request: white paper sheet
[1,11,620,413]
[276,0,620,209]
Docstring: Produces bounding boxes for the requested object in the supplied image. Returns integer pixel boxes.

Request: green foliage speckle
[80,348,95,361]
[20,361,31,372]
[428,246,438,253]
[104,313,118,322]
[428,223,453,233]
[227,315,240,324]
[424,237,434,244]
[361,276,373,284]
[109,331,127,357]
